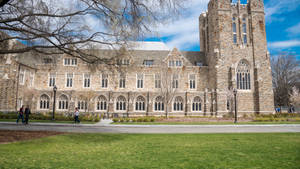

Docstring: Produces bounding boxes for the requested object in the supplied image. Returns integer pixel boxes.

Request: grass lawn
[0,133,299,169]
[0,119,96,124]
[113,121,300,125]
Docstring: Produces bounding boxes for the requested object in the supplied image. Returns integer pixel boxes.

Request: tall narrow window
[154,96,164,111]
[29,72,34,87]
[232,17,237,44]
[19,69,25,85]
[135,96,146,111]
[137,74,144,88]
[155,74,161,89]
[84,74,90,88]
[119,73,126,88]
[236,60,251,90]
[97,96,107,111]
[66,73,73,87]
[172,74,179,89]
[49,73,56,87]
[173,96,183,111]
[40,95,50,110]
[189,74,196,89]
[102,74,108,88]
[242,18,247,44]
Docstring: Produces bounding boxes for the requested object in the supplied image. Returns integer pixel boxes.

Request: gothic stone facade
[0,0,275,117]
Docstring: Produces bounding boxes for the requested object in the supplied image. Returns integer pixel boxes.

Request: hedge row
[0,112,100,122]
[113,118,156,123]
[253,117,300,122]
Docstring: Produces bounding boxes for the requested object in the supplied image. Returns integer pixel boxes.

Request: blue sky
[144,0,300,59]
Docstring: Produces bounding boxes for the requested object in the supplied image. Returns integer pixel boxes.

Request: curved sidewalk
[0,122,299,133]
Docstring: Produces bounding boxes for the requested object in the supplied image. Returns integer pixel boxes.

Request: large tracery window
[116,96,126,111]
[40,94,50,109]
[192,97,202,112]
[97,96,107,111]
[154,96,164,112]
[237,60,251,90]
[135,96,146,111]
[58,95,68,110]
[173,96,183,112]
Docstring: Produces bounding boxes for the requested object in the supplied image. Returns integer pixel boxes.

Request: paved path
[0,122,299,133]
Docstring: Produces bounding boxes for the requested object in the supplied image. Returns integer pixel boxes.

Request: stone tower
[199,0,274,115]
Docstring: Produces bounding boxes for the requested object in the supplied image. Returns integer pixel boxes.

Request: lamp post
[233,88,237,123]
[52,85,57,121]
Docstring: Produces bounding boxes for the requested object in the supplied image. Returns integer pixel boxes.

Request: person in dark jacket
[16,105,25,124]
[25,106,31,125]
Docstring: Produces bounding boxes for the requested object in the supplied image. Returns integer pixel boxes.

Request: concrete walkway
[0,122,299,133]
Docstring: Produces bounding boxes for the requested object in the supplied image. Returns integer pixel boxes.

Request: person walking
[24,106,31,125]
[74,107,80,124]
[16,105,25,124]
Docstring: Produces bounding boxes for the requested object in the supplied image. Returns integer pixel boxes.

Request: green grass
[0,133,299,169]
[0,119,96,124]
[113,121,300,125]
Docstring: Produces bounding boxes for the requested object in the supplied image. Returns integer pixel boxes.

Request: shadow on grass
[58,133,129,144]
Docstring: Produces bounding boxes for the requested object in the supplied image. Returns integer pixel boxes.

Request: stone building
[0,0,275,117]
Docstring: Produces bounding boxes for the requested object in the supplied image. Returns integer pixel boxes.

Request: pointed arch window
[40,94,50,109]
[236,60,251,90]
[135,96,146,111]
[97,96,107,111]
[192,97,202,112]
[116,96,126,111]
[173,96,183,111]
[58,95,68,110]
[154,96,164,111]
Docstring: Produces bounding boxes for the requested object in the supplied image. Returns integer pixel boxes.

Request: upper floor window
[155,74,161,89]
[64,58,77,66]
[29,72,34,87]
[19,69,25,85]
[196,62,203,66]
[117,59,130,65]
[242,18,247,44]
[119,73,126,88]
[137,74,144,89]
[143,60,154,66]
[83,74,91,88]
[101,74,108,88]
[237,60,251,90]
[189,74,196,89]
[66,73,73,88]
[172,74,179,89]
[232,17,237,44]
[44,58,53,64]
[49,73,56,87]
[169,60,183,67]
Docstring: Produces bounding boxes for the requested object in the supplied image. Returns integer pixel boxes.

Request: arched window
[154,96,164,112]
[40,94,50,109]
[58,94,68,110]
[116,96,126,111]
[97,95,107,111]
[173,96,183,111]
[135,96,145,111]
[242,17,247,44]
[232,16,237,44]
[192,97,202,112]
[237,60,251,90]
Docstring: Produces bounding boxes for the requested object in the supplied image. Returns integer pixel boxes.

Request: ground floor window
[58,95,68,110]
[97,96,107,111]
[116,96,126,111]
[173,96,183,111]
[154,96,164,111]
[192,96,202,112]
[40,94,50,109]
[135,96,145,111]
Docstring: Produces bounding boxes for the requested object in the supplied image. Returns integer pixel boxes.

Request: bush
[112,118,119,123]
[150,118,155,122]
[120,118,124,123]
[143,118,150,122]
[132,118,137,122]
[125,118,130,122]
[137,118,143,122]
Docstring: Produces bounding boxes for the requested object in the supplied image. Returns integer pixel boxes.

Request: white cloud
[265,0,300,24]
[286,23,300,35]
[268,40,300,48]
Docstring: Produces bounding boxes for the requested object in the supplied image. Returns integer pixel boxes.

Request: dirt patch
[0,130,64,144]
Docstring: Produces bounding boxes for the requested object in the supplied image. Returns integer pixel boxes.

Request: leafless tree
[271,53,300,108]
[0,0,186,63]
[159,65,181,118]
